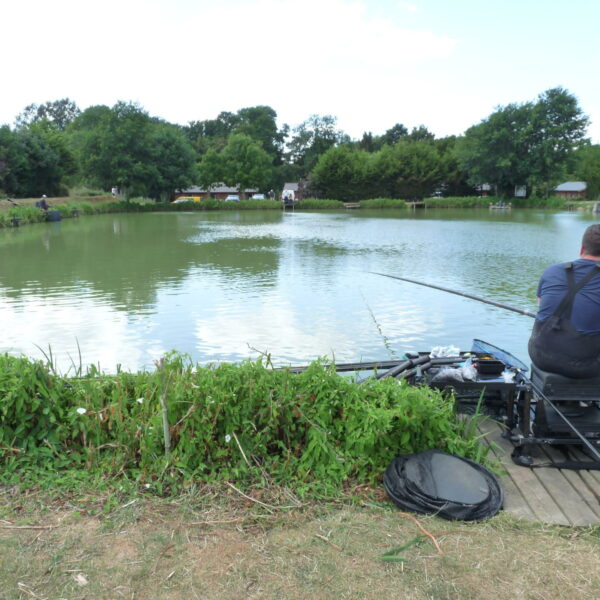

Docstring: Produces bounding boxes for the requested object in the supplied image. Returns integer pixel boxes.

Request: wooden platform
[478,419,600,526]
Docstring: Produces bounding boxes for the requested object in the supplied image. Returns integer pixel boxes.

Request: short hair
[581,224,600,257]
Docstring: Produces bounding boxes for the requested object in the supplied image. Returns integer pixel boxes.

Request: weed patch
[0,353,487,495]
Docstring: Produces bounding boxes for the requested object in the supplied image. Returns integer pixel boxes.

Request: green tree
[573,144,600,199]
[68,102,195,199]
[288,115,348,176]
[15,98,81,131]
[528,87,589,197]
[221,134,272,196]
[372,141,443,199]
[197,148,225,190]
[458,88,589,198]
[311,145,372,200]
[0,125,62,197]
[380,123,409,146]
[235,106,287,165]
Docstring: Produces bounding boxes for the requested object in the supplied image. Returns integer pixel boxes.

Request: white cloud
[397,1,419,13]
[2,0,457,137]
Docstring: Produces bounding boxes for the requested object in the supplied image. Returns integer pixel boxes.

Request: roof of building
[179,184,258,194]
[555,181,587,192]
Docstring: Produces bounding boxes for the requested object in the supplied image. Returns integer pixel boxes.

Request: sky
[2,0,600,142]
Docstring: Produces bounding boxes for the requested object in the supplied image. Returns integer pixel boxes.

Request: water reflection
[0,208,597,372]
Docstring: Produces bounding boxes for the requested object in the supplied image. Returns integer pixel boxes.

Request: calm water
[1,208,597,373]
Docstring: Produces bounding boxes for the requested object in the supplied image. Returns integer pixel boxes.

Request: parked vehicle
[173,197,198,204]
[251,193,265,200]
[225,194,240,202]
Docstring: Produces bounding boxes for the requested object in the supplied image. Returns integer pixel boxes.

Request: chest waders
[528,262,600,378]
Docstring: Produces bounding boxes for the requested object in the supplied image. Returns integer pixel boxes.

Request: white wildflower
[225,434,232,443]
[136,397,144,404]
[76,407,87,415]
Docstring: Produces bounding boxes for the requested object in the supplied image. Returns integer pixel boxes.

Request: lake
[1,208,597,373]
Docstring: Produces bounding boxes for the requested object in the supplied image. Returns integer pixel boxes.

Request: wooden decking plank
[477,425,537,521]
[530,465,598,526]
[537,445,600,520]
[567,448,600,499]
[478,420,570,525]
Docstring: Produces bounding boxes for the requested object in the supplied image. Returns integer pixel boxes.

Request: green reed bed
[360,198,409,209]
[0,353,487,496]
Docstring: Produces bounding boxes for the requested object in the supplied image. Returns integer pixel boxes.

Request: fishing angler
[528,223,600,379]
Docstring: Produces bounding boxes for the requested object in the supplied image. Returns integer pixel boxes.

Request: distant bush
[361,198,409,209]
[294,198,344,209]
[423,196,495,208]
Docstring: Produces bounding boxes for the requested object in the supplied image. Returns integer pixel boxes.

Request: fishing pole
[370,272,536,318]
[372,276,600,464]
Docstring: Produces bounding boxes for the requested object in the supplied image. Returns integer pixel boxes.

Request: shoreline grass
[3,195,597,229]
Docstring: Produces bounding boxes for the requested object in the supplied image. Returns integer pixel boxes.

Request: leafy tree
[573,144,600,199]
[68,102,195,199]
[408,125,435,143]
[528,87,589,196]
[146,121,198,200]
[288,115,348,176]
[220,134,272,196]
[380,123,408,146]
[372,141,443,199]
[197,148,225,190]
[311,145,372,200]
[185,111,240,157]
[15,98,81,131]
[434,136,477,196]
[0,125,62,197]
[235,106,287,165]
[458,88,589,198]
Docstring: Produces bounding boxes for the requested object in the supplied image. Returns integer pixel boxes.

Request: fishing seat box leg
[511,364,600,466]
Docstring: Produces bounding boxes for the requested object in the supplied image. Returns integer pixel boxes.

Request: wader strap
[551,262,600,322]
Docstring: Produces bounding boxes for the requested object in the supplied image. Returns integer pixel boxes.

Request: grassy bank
[3,194,597,229]
[1,490,599,600]
[0,352,486,497]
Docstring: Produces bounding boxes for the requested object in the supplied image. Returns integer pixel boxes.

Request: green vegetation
[359,198,409,209]
[0,352,486,496]
[1,88,596,205]
[457,87,589,198]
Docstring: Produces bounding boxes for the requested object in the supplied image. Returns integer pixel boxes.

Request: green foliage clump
[294,198,344,209]
[423,196,496,208]
[360,198,409,209]
[0,353,486,495]
[511,196,567,209]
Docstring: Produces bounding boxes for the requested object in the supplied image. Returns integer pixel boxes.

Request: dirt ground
[1,488,599,600]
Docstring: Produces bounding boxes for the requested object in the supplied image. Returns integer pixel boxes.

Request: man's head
[581,224,600,258]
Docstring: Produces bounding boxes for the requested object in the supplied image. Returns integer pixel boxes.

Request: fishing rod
[371,272,536,318]
[372,276,600,464]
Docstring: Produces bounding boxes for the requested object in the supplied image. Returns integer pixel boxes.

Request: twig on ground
[314,533,343,551]
[398,511,444,555]
[1,525,58,530]
[225,482,275,513]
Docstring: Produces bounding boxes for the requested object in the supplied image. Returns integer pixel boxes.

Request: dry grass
[1,487,599,600]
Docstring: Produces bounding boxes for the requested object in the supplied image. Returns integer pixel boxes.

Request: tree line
[1,88,598,201]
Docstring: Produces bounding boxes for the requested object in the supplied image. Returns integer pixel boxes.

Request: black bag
[384,449,503,521]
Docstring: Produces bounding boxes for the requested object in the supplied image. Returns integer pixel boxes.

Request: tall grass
[360,198,409,209]
[0,352,488,495]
